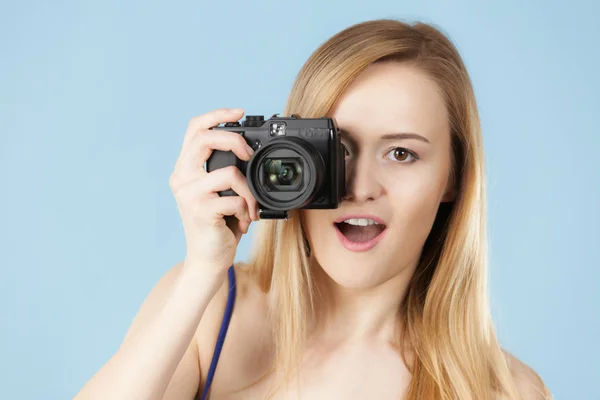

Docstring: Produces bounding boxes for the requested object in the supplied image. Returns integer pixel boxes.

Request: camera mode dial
[243,115,265,127]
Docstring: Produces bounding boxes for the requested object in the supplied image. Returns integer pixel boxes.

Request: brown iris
[393,148,410,162]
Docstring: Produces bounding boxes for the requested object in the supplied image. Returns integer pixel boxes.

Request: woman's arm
[73,261,227,400]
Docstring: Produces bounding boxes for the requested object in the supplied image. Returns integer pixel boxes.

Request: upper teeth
[343,218,380,226]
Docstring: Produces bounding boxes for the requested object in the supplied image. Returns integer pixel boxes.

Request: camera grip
[205,149,245,197]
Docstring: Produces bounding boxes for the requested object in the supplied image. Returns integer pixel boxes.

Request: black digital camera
[206,114,346,219]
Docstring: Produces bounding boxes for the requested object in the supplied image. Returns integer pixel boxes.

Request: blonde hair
[245,19,551,400]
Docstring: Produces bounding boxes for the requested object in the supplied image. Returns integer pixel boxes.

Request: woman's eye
[385,147,418,163]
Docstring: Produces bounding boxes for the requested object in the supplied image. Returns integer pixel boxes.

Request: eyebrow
[380,132,431,144]
[340,130,431,144]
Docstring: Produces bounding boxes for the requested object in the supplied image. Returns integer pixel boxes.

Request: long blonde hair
[246,19,550,400]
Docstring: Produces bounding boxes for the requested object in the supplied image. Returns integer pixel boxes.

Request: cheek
[299,209,329,243]
[384,168,444,202]
[382,165,448,226]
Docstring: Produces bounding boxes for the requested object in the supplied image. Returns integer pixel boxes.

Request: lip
[333,214,387,225]
[333,214,388,252]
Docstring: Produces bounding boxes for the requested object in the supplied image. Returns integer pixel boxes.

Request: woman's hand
[170,108,259,278]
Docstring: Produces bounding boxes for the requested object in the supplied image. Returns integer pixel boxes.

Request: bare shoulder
[502,349,553,400]
[195,261,273,391]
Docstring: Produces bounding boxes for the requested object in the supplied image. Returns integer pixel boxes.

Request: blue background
[1,0,598,399]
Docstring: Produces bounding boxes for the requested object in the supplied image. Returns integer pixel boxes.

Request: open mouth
[333,217,387,252]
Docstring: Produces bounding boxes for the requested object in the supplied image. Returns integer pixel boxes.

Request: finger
[187,129,254,172]
[173,130,253,187]
[205,196,251,228]
[183,108,245,148]
[201,166,260,221]
[236,215,251,235]
[227,213,250,243]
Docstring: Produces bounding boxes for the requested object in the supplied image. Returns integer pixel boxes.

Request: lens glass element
[264,158,303,190]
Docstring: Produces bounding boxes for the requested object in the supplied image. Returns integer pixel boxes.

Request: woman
[75,19,552,400]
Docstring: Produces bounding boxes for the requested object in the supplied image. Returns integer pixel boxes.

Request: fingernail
[230,108,244,113]
[246,144,254,156]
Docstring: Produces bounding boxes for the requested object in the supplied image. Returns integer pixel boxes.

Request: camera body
[206,114,346,219]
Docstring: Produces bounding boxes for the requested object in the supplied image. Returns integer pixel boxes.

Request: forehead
[329,61,449,141]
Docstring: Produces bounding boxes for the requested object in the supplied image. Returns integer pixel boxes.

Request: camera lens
[265,159,302,187]
[246,137,325,211]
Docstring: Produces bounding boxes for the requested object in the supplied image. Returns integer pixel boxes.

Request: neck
[309,256,418,345]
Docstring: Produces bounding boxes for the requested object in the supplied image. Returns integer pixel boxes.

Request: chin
[310,233,399,290]
[319,261,389,290]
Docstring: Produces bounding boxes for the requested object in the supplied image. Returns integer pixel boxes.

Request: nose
[343,155,383,203]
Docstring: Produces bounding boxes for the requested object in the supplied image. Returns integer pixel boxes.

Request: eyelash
[342,144,419,164]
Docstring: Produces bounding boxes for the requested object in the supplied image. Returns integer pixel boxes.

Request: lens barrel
[247,137,325,211]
